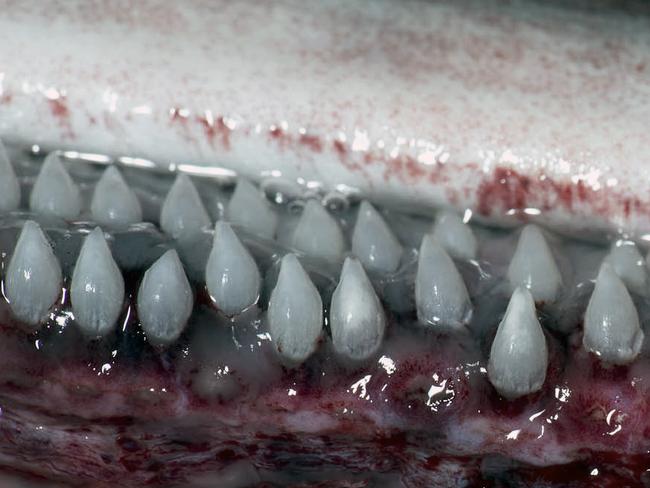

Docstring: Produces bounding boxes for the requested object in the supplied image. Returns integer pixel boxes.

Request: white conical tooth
[415,235,472,329]
[583,262,644,364]
[71,228,125,337]
[4,221,62,327]
[431,211,477,261]
[159,174,211,239]
[0,140,21,213]
[90,166,143,227]
[330,257,386,362]
[29,152,81,219]
[137,249,193,347]
[604,240,646,294]
[226,179,278,239]
[488,287,548,399]
[268,253,323,364]
[351,201,403,273]
[291,200,345,263]
[507,224,562,303]
[206,221,261,316]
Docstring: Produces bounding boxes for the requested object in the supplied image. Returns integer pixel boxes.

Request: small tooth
[330,257,386,362]
[206,221,261,316]
[0,140,21,213]
[90,166,143,227]
[226,179,278,239]
[160,174,211,239]
[583,262,644,364]
[604,240,646,294]
[488,287,548,399]
[71,228,125,337]
[291,200,345,262]
[351,201,402,273]
[415,235,472,329]
[431,211,477,261]
[4,221,62,327]
[507,224,562,303]
[268,253,323,363]
[29,152,81,219]
[137,249,193,347]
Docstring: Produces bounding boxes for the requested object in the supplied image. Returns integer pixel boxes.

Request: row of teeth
[1,144,648,400]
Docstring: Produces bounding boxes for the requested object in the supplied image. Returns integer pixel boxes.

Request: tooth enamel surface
[137,249,193,347]
[604,240,647,294]
[90,166,143,227]
[415,234,471,329]
[206,221,261,316]
[507,224,562,303]
[268,253,323,363]
[488,287,548,399]
[70,228,125,337]
[4,221,62,327]
[29,152,82,219]
[291,200,346,263]
[583,262,644,365]
[0,141,20,213]
[330,257,386,362]
[160,174,211,240]
[226,179,278,240]
[431,211,477,261]
[351,201,402,273]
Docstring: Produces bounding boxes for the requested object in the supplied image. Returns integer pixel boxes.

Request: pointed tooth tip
[160,173,211,239]
[432,210,477,260]
[0,141,21,213]
[331,256,385,362]
[206,220,260,316]
[488,286,548,399]
[91,165,143,227]
[352,200,402,273]
[292,200,345,263]
[29,152,81,219]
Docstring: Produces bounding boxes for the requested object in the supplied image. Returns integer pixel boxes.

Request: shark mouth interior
[1,142,650,487]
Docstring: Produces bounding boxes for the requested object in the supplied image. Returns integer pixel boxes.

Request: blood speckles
[47,97,74,139]
[298,134,323,153]
[197,115,231,150]
[333,140,347,159]
[0,92,12,104]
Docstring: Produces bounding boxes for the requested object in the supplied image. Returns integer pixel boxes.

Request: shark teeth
[70,228,125,337]
[268,253,323,364]
[330,257,386,362]
[291,199,346,263]
[351,201,403,273]
[137,249,194,347]
[160,174,211,240]
[415,235,472,329]
[604,240,647,295]
[206,221,261,316]
[0,140,21,213]
[583,262,644,364]
[507,224,563,303]
[4,221,62,327]
[488,287,548,399]
[431,211,477,261]
[90,166,143,227]
[29,152,82,219]
[226,179,278,239]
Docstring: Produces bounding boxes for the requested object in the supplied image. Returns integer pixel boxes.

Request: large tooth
[268,253,323,363]
[583,262,644,364]
[604,240,646,295]
[137,249,193,347]
[206,221,260,316]
[351,201,402,273]
[70,228,125,337]
[159,174,211,239]
[330,257,386,362]
[4,221,62,327]
[291,199,345,263]
[0,140,20,213]
[488,287,548,399]
[29,152,81,219]
[90,166,143,227]
[431,211,477,261]
[507,224,562,303]
[226,179,278,239]
[415,234,472,329]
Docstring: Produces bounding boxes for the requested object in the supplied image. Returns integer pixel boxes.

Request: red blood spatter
[332,140,347,160]
[47,97,74,139]
[169,107,188,125]
[0,92,12,104]
[298,134,323,153]
[196,115,231,150]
